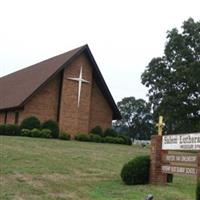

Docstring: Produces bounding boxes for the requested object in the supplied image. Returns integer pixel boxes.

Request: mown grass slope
[0,136,196,200]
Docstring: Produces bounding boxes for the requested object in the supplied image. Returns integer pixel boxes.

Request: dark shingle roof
[0,45,121,119]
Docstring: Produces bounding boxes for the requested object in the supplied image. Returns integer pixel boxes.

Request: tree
[113,97,155,140]
[141,18,200,134]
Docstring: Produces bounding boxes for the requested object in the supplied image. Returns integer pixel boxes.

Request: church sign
[149,116,200,185]
[162,133,200,150]
[161,134,200,176]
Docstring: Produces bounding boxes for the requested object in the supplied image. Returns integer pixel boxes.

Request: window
[15,111,19,124]
[4,111,7,124]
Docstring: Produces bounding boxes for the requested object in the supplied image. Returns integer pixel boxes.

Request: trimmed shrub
[104,136,124,144]
[75,133,91,142]
[31,128,42,137]
[196,181,200,200]
[121,155,150,185]
[42,120,59,138]
[21,128,51,138]
[89,134,102,143]
[20,116,40,130]
[59,132,71,140]
[41,129,52,138]
[104,128,118,137]
[21,129,31,137]
[0,124,20,136]
[119,135,132,145]
[90,126,103,137]
[104,136,115,143]
[115,137,125,144]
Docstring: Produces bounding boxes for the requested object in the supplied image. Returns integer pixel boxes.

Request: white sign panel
[162,133,200,150]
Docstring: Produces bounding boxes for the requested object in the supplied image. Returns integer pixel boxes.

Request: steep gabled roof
[0,45,121,119]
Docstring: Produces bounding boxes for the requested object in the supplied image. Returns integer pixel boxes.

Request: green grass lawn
[0,136,196,200]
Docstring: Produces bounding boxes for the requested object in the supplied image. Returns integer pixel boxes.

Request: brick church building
[0,45,121,135]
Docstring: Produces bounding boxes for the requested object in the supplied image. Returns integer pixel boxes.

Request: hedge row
[20,117,59,138]
[0,124,71,140]
[0,117,130,145]
[0,116,70,140]
[75,133,132,145]
[91,126,118,137]
[21,128,52,138]
[0,124,20,136]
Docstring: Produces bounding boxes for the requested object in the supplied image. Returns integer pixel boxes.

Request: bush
[20,116,40,130]
[21,128,51,138]
[104,136,124,144]
[31,128,42,137]
[119,135,132,145]
[104,128,118,137]
[89,134,102,143]
[21,129,31,137]
[0,124,20,136]
[42,120,59,138]
[121,155,150,185]
[41,129,52,138]
[75,133,91,142]
[90,126,103,137]
[196,181,200,200]
[59,132,71,140]
[104,136,115,143]
[0,124,5,135]
[115,137,125,144]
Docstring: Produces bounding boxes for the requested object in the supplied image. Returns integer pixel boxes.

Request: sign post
[149,116,167,184]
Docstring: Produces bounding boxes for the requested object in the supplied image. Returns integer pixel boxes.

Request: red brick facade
[0,112,5,124]
[59,54,93,135]
[0,52,114,135]
[19,76,60,124]
[89,81,112,131]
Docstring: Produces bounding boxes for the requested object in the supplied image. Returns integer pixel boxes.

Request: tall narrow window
[4,111,7,124]
[15,112,19,124]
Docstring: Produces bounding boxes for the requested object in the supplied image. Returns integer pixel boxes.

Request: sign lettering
[163,153,197,164]
[162,133,200,150]
[162,165,197,175]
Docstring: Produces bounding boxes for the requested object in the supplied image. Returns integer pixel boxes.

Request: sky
[0,0,200,102]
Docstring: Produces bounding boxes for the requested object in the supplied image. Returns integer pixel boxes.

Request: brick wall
[19,75,60,123]
[59,53,113,135]
[149,135,167,185]
[59,53,93,135]
[89,80,112,131]
[6,111,15,124]
[0,112,4,124]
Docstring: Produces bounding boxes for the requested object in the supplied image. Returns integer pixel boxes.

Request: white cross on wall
[67,66,90,108]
